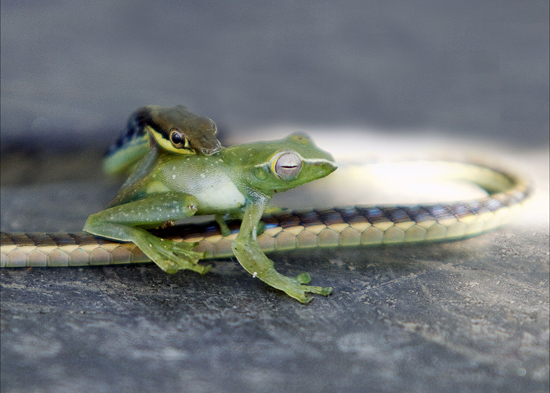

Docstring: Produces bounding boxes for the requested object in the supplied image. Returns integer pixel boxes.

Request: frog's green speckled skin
[84,133,337,303]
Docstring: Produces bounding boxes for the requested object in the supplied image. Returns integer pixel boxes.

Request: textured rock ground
[1,2,548,392]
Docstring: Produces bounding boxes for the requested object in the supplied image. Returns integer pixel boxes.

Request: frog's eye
[274,152,302,181]
[169,129,188,149]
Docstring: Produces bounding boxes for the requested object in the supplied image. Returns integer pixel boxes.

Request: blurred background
[1,0,548,151]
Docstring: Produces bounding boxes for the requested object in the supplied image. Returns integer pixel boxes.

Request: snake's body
[1,161,530,268]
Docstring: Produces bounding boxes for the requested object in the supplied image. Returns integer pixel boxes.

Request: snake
[1,160,530,268]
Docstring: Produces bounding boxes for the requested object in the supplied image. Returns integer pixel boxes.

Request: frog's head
[237,133,337,196]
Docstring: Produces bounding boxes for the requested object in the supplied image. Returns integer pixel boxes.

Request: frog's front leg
[231,194,332,303]
[84,192,209,274]
[215,205,281,237]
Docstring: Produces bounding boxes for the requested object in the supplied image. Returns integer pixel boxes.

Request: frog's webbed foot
[232,240,332,303]
[139,235,210,275]
[264,270,333,304]
[293,273,333,301]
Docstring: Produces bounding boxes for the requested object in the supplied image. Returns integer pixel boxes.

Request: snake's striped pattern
[0,161,530,268]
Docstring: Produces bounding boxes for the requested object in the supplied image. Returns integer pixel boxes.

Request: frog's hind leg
[84,192,210,274]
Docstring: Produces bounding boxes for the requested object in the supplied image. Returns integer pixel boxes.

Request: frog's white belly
[157,159,247,214]
[193,178,246,213]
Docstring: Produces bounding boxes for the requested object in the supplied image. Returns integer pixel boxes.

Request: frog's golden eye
[274,152,302,181]
[169,129,188,149]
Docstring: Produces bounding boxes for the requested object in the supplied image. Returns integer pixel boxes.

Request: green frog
[85,133,337,303]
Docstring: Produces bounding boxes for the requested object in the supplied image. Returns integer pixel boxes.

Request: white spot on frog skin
[200,173,206,178]
[172,174,176,180]
[252,272,258,278]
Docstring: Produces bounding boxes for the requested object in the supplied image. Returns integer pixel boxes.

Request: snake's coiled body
[1,161,530,268]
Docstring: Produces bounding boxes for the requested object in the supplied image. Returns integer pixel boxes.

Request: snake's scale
[1,161,530,268]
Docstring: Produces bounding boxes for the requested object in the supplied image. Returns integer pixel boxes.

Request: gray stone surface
[1,222,548,393]
[1,1,548,393]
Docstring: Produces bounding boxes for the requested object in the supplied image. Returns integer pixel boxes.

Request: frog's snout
[314,159,337,178]
[323,153,338,172]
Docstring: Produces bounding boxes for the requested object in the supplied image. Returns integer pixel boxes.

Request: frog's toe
[283,282,333,303]
[295,272,311,284]
[292,285,333,303]
[147,238,208,274]
[310,285,333,296]
[196,263,212,274]
[172,247,205,262]
[164,258,211,274]
[164,240,206,261]
[165,264,181,274]
[296,294,314,304]
[171,250,209,274]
